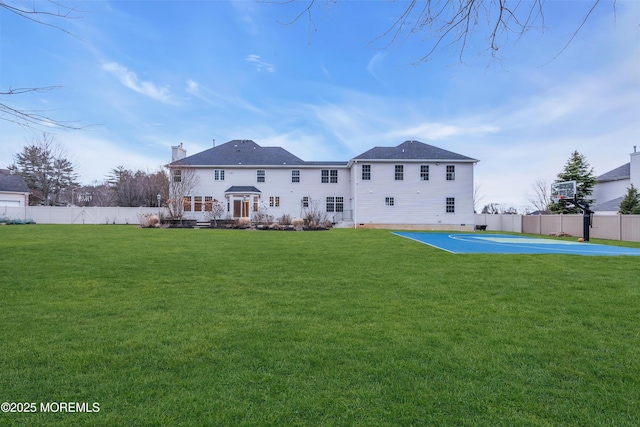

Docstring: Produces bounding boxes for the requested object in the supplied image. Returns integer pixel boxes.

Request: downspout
[354,160,357,229]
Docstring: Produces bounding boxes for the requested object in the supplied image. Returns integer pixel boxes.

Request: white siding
[352,161,475,226]
[593,179,629,204]
[185,166,350,220]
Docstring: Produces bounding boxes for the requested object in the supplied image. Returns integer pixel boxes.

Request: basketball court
[393,232,640,256]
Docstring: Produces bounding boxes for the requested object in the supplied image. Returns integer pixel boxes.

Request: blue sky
[1,0,639,210]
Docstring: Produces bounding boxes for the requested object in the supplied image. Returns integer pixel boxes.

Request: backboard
[551,180,577,202]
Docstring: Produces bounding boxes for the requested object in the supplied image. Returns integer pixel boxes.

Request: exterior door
[233,200,241,217]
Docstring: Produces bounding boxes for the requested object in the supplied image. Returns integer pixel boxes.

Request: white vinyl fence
[475,213,640,242]
[1,206,168,225]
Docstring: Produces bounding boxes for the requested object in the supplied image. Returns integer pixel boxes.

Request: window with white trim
[362,164,371,180]
[269,196,280,207]
[291,170,300,183]
[257,170,265,183]
[214,169,225,181]
[302,196,309,208]
[420,165,429,181]
[446,165,455,181]
[321,169,338,183]
[335,197,344,212]
[183,196,191,211]
[395,165,404,181]
[446,197,455,213]
[326,196,335,212]
[385,197,395,206]
[172,169,182,183]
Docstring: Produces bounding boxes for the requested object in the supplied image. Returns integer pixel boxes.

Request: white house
[167,139,478,229]
[591,147,640,214]
[0,169,30,207]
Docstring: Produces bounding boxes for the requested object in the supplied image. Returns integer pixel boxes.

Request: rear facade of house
[167,139,478,229]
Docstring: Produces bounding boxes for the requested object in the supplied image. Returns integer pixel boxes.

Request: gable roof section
[591,196,623,212]
[0,170,30,193]
[597,163,630,183]
[170,139,306,167]
[353,140,477,162]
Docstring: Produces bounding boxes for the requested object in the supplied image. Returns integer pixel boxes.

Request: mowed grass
[1,226,639,426]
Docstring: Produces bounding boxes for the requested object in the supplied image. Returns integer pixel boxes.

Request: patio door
[233,199,250,217]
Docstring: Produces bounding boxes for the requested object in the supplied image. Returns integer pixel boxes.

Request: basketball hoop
[551,181,576,203]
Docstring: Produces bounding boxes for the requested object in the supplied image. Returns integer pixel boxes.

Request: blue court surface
[393,232,640,256]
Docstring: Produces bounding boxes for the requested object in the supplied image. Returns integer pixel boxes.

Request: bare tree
[473,183,484,214]
[204,200,226,226]
[527,178,552,214]
[276,0,605,63]
[481,203,501,215]
[106,167,168,207]
[0,1,84,130]
[166,168,200,219]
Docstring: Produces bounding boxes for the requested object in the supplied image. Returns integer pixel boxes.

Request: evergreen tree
[8,133,78,205]
[619,184,640,214]
[549,151,597,214]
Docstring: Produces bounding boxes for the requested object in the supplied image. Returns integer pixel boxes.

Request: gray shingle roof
[353,140,477,162]
[0,170,30,193]
[591,197,624,212]
[168,139,477,167]
[597,163,630,182]
[170,140,306,166]
[225,186,261,193]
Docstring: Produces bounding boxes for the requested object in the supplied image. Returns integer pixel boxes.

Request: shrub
[278,214,292,226]
[252,205,273,226]
[292,218,304,231]
[303,198,328,229]
[139,213,160,228]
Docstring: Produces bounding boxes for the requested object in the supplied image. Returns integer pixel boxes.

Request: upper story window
[172,169,182,183]
[395,165,404,181]
[420,165,429,181]
[446,165,455,181]
[257,170,265,183]
[292,170,300,183]
[362,164,371,180]
[214,169,225,181]
[385,197,395,206]
[321,169,338,183]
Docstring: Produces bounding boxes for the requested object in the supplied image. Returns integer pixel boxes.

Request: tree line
[7,134,169,207]
[8,136,640,214]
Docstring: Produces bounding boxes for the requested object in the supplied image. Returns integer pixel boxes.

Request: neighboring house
[0,169,30,207]
[592,148,640,214]
[167,139,479,229]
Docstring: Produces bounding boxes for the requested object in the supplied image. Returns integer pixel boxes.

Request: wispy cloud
[185,79,264,114]
[245,55,275,72]
[102,62,176,104]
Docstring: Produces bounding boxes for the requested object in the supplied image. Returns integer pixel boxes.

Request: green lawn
[1,225,639,426]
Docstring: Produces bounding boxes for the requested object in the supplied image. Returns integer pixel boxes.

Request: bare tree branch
[275,0,605,63]
[0,1,86,130]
